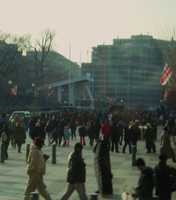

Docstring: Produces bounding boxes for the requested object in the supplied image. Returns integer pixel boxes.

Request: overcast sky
[0,0,175,63]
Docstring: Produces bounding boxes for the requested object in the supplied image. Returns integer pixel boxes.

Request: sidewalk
[0,139,175,200]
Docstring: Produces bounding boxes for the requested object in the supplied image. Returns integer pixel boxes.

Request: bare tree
[33,29,55,84]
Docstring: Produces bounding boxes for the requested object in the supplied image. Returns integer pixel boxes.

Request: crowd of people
[0,109,176,199]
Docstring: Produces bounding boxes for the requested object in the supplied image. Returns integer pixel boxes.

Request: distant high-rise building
[82,35,172,109]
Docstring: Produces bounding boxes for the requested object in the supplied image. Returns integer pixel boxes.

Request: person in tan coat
[24,137,52,200]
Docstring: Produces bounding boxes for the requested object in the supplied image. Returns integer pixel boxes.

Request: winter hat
[33,137,44,147]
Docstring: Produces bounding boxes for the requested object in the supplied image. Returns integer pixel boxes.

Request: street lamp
[31,83,36,97]
[120,99,124,104]
[48,85,52,90]
[32,83,36,88]
[8,80,13,85]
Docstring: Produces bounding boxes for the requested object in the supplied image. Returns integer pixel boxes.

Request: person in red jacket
[101,119,111,150]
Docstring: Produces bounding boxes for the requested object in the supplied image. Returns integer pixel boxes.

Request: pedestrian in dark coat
[122,125,132,153]
[93,119,101,141]
[145,123,156,153]
[28,117,37,139]
[70,119,76,140]
[133,158,154,200]
[87,121,94,146]
[0,114,10,160]
[60,143,88,200]
[58,119,65,146]
[154,154,176,200]
[14,121,26,153]
[79,124,86,145]
[111,122,120,153]
[117,120,124,145]
[94,139,113,197]
[130,121,140,152]
[33,119,45,140]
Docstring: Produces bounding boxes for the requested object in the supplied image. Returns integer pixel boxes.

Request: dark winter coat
[79,126,86,137]
[94,140,113,195]
[155,162,176,200]
[135,167,154,200]
[31,126,45,139]
[93,121,100,139]
[124,127,132,143]
[111,123,121,142]
[67,152,86,184]
[130,125,140,145]
[145,126,155,143]
[14,125,26,144]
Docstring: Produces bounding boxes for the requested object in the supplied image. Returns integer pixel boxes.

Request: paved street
[0,138,176,200]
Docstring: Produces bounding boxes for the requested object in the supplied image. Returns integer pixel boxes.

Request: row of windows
[95,83,160,89]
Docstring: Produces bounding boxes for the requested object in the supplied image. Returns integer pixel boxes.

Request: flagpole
[68,42,71,106]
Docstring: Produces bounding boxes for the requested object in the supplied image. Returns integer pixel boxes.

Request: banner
[10,85,18,96]
[160,64,172,86]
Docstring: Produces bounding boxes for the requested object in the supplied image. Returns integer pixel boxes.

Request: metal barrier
[26,144,30,162]
[0,143,5,163]
[52,144,56,164]
[132,145,137,166]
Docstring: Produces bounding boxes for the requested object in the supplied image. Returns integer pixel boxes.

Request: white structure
[44,75,94,109]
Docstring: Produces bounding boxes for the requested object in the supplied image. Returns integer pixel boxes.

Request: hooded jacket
[27,145,46,176]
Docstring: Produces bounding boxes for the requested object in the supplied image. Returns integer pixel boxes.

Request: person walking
[145,123,156,153]
[154,154,176,200]
[13,121,26,153]
[70,119,76,140]
[122,123,132,154]
[24,137,52,200]
[31,119,45,140]
[92,119,101,144]
[111,121,120,153]
[86,120,94,147]
[0,114,10,160]
[78,124,86,145]
[60,143,88,200]
[94,139,113,197]
[132,158,154,200]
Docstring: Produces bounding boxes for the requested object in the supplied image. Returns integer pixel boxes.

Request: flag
[160,64,172,86]
[10,85,18,96]
[48,88,55,96]
[163,89,169,100]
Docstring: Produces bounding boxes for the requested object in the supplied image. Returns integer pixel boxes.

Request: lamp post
[7,80,13,109]
[8,80,13,85]
[32,83,36,94]
[31,83,36,106]
[120,99,124,104]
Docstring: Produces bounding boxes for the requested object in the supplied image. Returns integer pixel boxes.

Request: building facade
[82,35,171,109]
